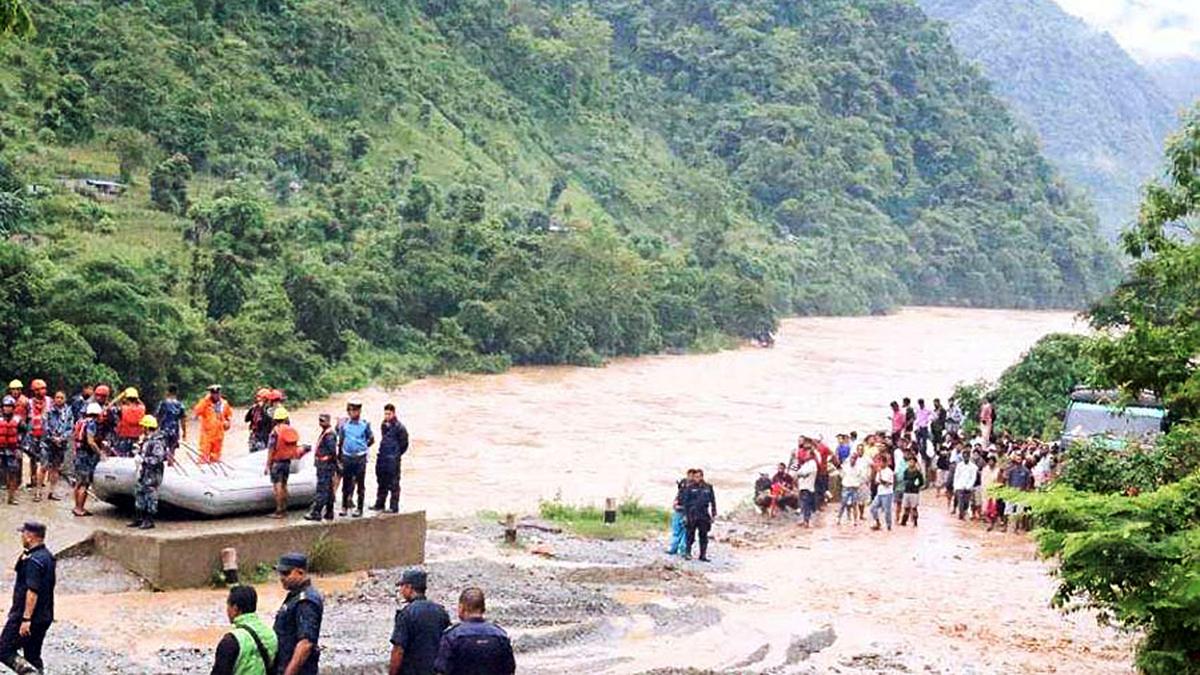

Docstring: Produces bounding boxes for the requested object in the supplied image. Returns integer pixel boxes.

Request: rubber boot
[139,516,155,529]
[900,509,909,526]
[127,509,144,527]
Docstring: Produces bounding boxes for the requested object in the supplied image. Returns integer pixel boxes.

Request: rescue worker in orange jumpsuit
[193,385,233,463]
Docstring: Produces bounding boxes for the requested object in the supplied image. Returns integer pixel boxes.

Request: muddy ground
[39,500,1134,674]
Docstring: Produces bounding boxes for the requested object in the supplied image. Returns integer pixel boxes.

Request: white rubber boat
[91,444,317,517]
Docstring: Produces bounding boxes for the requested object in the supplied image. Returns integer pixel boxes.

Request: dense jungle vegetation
[0,0,1118,402]
[962,106,1200,673]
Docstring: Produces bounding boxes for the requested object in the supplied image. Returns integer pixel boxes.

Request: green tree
[0,0,33,38]
[150,153,193,215]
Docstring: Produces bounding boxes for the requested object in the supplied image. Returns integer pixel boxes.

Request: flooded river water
[290,306,1084,518]
[45,306,1136,673]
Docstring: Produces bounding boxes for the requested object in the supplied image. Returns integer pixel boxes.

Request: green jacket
[231,612,278,675]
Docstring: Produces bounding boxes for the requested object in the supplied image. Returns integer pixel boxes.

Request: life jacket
[314,429,337,462]
[73,419,88,444]
[272,424,300,461]
[28,397,48,438]
[117,402,146,439]
[0,415,19,450]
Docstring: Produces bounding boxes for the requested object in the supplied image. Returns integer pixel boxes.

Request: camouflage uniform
[135,433,169,516]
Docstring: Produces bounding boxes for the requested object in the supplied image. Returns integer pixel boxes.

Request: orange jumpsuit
[193,396,233,463]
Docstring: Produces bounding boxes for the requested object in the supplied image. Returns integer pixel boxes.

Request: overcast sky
[1055,0,1200,62]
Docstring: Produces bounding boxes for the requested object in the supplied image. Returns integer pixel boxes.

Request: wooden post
[504,513,517,544]
[220,547,239,584]
[604,497,617,525]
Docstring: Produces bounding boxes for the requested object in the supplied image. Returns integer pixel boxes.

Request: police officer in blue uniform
[372,403,408,513]
[434,588,515,675]
[0,522,55,674]
[304,414,339,522]
[273,552,323,675]
[389,569,449,675]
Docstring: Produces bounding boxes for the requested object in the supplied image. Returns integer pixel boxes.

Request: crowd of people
[0,378,411,528]
[748,396,1058,533]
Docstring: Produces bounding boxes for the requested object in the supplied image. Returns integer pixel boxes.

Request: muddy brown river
[290,306,1085,518]
[47,306,1136,673]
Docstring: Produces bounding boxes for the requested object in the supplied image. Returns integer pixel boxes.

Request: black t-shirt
[391,597,451,675]
[12,544,55,623]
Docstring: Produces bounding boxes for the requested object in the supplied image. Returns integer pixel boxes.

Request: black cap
[400,568,427,590]
[17,522,46,537]
[276,552,308,573]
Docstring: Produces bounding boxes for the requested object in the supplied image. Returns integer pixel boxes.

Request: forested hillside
[919,0,1180,237]
[0,0,1118,402]
[1147,57,1200,113]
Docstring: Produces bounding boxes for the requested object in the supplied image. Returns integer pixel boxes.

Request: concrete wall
[94,512,426,589]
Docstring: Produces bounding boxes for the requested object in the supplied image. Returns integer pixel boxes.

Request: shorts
[901,492,921,508]
[0,453,19,480]
[936,469,948,486]
[269,460,291,485]
[74,452,99,486]
[972,487,984,506]
[40,440,66,468]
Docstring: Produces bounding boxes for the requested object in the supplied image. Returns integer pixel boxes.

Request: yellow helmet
[272,406,290,421]
[124,387,140,400]
[139,414,158,429]
[7,380,21,390]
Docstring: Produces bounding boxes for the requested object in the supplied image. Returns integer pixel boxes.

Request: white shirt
[876,467,895,495]
[953,460,979,491]
[842,458,866,488]
[796,458,818,492]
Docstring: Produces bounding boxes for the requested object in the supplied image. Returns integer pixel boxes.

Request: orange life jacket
[28,397,48,438]
[117,402,146,439]
[272,424,300,461]
[0,415,20,450]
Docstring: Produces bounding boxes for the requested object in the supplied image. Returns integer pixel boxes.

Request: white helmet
[86,402,103,416]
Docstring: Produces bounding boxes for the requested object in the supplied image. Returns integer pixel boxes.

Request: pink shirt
[891,410,905,433]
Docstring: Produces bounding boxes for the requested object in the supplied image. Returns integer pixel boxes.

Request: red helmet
[95,384,111,398]
[30,379,46,391]
[256,388,271,400]
[269,389,285,402]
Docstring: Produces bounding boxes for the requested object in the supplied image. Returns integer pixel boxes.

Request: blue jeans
[870,493,894,529]
[668,511,686,554]
[838,486,859,521]
[800,490,816,525]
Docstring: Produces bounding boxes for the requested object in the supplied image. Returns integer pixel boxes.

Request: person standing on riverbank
[274,553,323,675]
[899,451,925,527]
[373,404,407,513]
[795,449,818,527]
[869,456,894,531]
[682,469,717,562]
[194,385,233,464]
[389,569,450,675]
[266,408,303,519]
[434,588,515,675]
[337,400,374,518]
[210,585,277,675]
[0,522,55,674]
[305,414,338,522]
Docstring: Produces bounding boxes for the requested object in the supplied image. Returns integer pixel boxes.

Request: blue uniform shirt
[154,399,184,438]
[274,581,323,675]
[390,597,450,675]
[378,419,409,465]
[12,544,55,623]
[338,419,374,457]
[434,618,516,675]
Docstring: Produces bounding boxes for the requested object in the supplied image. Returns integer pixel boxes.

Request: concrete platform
[90,510,425,589]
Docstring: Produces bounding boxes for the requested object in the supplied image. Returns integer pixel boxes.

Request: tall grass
[538,497,670,540]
